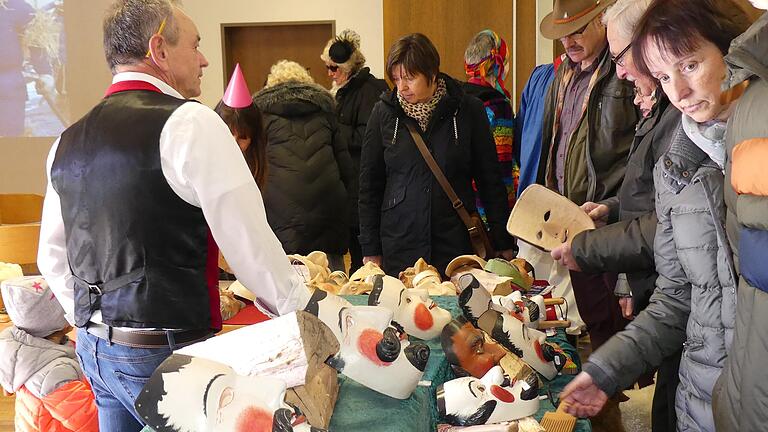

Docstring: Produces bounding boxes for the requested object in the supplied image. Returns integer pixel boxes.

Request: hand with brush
[558,372,607,418]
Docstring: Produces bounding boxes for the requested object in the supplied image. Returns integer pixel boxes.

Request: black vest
[52,90,211,329]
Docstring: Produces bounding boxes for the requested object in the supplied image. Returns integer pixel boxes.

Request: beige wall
[184,0,384,108]
[0,0,384,195]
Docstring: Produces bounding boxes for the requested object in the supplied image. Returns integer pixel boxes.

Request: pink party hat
[222,63,252,108]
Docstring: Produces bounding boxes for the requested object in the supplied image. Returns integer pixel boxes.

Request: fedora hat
[540,0,615,40]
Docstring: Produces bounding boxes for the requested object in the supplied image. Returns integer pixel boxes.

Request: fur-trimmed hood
[253,81,335,117]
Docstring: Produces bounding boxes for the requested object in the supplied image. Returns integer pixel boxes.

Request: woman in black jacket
[359,33,514,277]
[253,60,353,271]
[321,29,389,273]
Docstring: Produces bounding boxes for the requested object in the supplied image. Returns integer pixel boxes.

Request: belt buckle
[87,284,102,296]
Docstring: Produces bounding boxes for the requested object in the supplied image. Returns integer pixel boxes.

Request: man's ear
[147,34,169,68]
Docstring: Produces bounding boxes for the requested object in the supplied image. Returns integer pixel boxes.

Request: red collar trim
[104,80,163,97]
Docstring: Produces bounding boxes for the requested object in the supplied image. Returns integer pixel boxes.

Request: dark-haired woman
[358,33,514,277]
[214,99,268,189]
[560,1,751,430]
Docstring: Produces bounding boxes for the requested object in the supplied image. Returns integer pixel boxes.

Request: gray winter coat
[0,326,83,398]
[583,125,737,432]
[570,97,681,314]
[713,13,768,432]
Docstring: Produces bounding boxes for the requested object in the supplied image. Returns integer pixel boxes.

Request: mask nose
[376,327,401,363]
[405,342,430,371]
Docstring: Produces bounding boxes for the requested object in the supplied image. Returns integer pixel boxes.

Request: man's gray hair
[602,0,652,40]
[464,30,497,66]
[103,0,181,70]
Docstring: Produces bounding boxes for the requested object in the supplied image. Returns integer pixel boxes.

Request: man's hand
[362,255,383,267]
[550,242,582,272]
[581,202,609,227]
[619,297,634,319]
[560,372,609,418]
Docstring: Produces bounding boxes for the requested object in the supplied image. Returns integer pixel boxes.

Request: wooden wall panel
[383,0,514,102]
[222,22,334,94]
[515,0,537,107]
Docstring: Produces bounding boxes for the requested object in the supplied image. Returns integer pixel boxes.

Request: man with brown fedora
[537,1,639,431]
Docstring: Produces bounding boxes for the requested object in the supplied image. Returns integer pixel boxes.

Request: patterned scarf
[398,78,447,132]
[464,30,511,99]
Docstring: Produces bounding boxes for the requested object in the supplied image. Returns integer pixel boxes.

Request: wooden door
[383,0,515,102]
[222,22,335,94]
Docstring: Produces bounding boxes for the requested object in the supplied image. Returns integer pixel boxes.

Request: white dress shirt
[37,72,310,326]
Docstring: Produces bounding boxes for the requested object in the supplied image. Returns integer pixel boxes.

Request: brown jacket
[538,49,639,205]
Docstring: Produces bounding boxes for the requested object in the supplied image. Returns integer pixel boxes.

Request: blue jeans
[75,328,172,432]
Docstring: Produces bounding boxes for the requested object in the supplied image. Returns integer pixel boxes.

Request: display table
[141,294,591,432]
[328,296,591,432]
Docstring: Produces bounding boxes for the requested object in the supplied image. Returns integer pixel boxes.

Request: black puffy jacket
[359,74,513,276]
[253,81,353,255]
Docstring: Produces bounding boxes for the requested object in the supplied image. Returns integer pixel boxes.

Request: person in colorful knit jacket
[462,30,517,220]
[0,276,98,432]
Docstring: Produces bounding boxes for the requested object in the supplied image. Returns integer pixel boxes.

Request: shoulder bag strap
[404,120,474,229]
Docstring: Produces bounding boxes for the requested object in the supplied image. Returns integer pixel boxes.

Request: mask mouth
[404,342,430,371]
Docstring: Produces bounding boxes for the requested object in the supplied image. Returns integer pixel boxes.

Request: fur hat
[1,276,69,337]
[320,29,366,74]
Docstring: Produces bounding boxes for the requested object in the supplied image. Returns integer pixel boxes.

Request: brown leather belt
[85,322,212,348]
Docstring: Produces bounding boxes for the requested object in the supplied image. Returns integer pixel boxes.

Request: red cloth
[104,80,161,97]
[222,301,270,326]
[206,230,222,330]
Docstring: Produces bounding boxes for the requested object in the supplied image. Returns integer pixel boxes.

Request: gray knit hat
[1,276,68,337]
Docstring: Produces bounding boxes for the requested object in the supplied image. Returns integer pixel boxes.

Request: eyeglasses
[560,23,590,41]
[325,64,339,72]
[634,86,658,103]
[611,43,632,67]
[145,17,167,58]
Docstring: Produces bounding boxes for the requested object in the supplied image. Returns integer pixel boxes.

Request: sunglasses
[611,43,632,67]
[325,64,339,72]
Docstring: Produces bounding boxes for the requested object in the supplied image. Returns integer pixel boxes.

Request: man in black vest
[37,1,310,430]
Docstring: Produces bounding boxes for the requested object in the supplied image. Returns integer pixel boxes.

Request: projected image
[1,0,67,137]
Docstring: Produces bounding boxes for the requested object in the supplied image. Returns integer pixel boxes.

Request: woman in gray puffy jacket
[560,1,750,431]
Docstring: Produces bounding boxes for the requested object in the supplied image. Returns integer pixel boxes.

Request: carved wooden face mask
[329,305,430,399]
[437,366,540,426]
[458,274,568,380]
[507,184,595,251]
[441,318,507,378]
[135,354,313,432]
[368,275,452,340]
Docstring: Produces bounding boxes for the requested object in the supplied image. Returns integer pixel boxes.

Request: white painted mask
[329,305,431,399]
[437,366,540,426]
[135,354,310,432]
[368,274,452,339]
[458,274,568,380]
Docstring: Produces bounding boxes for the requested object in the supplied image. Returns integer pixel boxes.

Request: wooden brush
[540,402,576,432]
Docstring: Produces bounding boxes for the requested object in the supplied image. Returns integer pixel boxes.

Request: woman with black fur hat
[321,30,389,274]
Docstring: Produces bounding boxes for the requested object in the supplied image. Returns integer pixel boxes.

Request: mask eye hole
[543,210,551,222]
[476,384,486,392]
[406,297,412,304]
